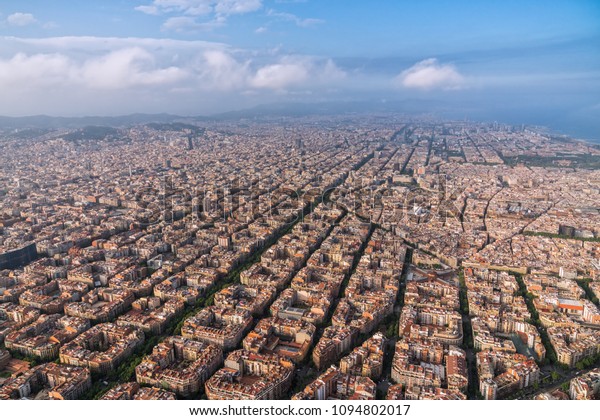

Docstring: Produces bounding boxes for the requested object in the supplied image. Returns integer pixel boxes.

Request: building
[59,323,144,374]
[205,350,294,400]
[100,382,176,400]
[5,314,90,360]
[313,325,357,370]
[181,306,252,351]
[293,366,376,400]
[339,332,386,380]
[569,368,600,400]
[477,351,540,399]
[0,363,91,400]
[64,287,135,323]
[135,335,223,397]
[243,317,315,363]
[116,297,184,335]
[0,349,10,370]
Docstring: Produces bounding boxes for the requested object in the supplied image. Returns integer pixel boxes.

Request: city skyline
[0,1,599,140]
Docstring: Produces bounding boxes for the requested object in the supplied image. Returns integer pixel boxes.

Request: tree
[386,322,396,338]
[582,356,595,368]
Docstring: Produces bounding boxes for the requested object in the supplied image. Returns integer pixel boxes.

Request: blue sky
[0,0,599,138]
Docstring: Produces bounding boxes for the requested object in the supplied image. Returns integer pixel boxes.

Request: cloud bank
[3,34,591,121]
[0,36,346,115]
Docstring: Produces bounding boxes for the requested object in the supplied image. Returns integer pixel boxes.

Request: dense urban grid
[0,116,599,400]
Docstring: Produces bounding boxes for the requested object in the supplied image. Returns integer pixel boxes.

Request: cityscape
[0,0,599,408]
[0,117,599,400]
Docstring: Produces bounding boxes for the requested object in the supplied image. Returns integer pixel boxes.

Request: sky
[0,0,599,139]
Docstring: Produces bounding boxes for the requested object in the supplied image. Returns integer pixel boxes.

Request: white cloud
[4,36,226,52]
[196,49,249,90]
[255,26,267,34]
[136,0,262,17]
[6,12,38,27]
[0,53,74,87]
[250,57,345,91]
[136,0,211,16]
[214,0,262,15]
[3,12,57,30]
[136,1,262,31]
[396,58,465,90]
[0,48,187,91]
[161,16,225,32]
[80,47,188,89]
[0,36,345,93]
[0,35,349,115]
[134,5,160,15]
[266,9,324,27]
[251,63,308,89]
